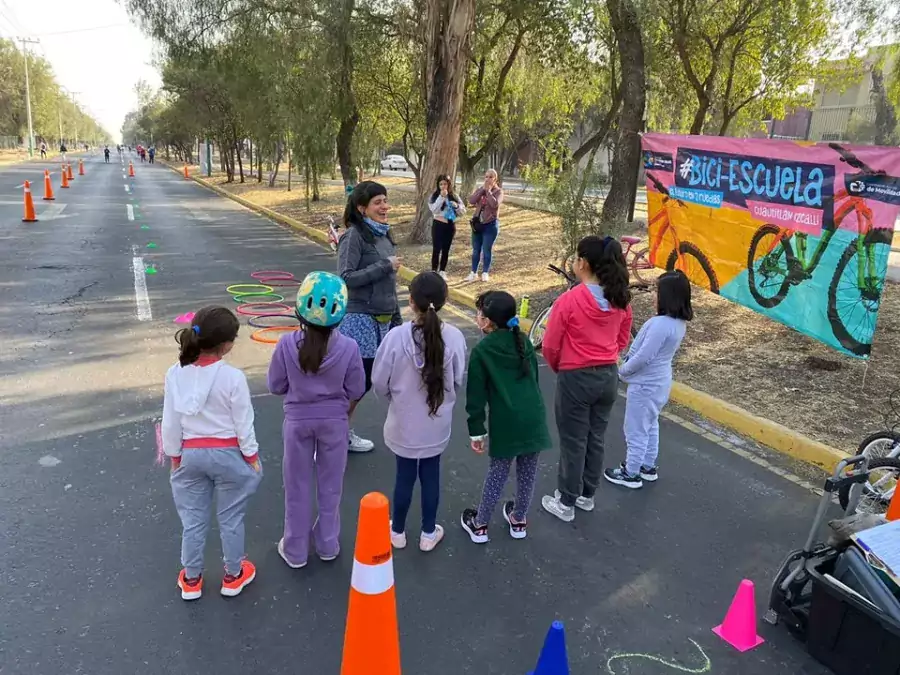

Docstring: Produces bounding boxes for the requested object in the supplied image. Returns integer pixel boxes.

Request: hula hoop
[232,293,285,303]
[247,313,302,329]
[250,326,299,344]
[236,302,293,316]
[251,270,294,281]
[226,284,274,295]
[263,279,302,287]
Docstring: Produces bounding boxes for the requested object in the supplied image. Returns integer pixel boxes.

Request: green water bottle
[519,295,530,319]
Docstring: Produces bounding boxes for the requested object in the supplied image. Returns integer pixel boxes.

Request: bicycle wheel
[630,247,653,286]
[665,242,720,294]
[747,224,794,309]
[827,234,890,357]
[857,430,900,462]
[839,456,900,515]
[529,306,553,350]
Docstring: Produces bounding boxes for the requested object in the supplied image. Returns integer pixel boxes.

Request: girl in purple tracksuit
[267,271,365,568]
[371,272,467,552]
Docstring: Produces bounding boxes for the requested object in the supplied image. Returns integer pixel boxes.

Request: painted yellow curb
[168,162,847,473]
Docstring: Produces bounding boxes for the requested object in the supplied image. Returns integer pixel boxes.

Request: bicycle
[621,235,653,287]
[645,171,721,293]
[324,214,342,253]
[746,143,892,357]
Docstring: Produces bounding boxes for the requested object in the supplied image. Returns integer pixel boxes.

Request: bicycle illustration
[746,143,892,357]
[644,172,721,293]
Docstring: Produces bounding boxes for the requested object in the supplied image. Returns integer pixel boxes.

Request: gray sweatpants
[555,365,618,506]
[170,449,262,577]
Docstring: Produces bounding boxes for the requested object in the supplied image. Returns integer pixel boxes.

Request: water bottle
[519,295,530,319]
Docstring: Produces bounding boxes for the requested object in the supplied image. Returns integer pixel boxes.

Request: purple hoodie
[371,321,468,459]
[267,329,366,420]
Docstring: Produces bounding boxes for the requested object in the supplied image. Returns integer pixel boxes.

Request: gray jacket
[337,225,399,316]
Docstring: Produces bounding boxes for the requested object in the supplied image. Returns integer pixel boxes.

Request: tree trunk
[287,142,292,192]
[312,164,321,201]
[268,139,283,188]
[235,138,244,183]
[602,0,646,227]
[689,95,710,135]
[459,156,478,204]
[409,0,477,244]
[257,152,262,183]
[334,0,358,186]
[872,67,899,146]
[248,139,253,171]
[305,157,311,212]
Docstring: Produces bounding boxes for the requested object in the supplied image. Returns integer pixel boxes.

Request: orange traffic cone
[183,164,190,179]
[42,170,55,201]
[887,485,900,521]
[60,167,70,189]
[128,162,135,178]
[22,181,37,222]
[78,159,85,176]
[713,579,765,652]
[341,492,401,675]
[67,163,74,181]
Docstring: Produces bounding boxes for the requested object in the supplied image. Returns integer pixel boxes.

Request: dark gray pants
[555,365,618,506]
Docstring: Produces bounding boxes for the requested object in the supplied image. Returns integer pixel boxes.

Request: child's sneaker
[220,559,256,597]
[419,524,445,552]
[502,501,527,539]
[460,508,489,544]
[553,489,594,512]
[640,465,659,482]
[390,524,407,549]
[177,570,203,601]
[318,549,339,562]
[603,464,643,489]
[465,272,477,282]
[541,493,575,522]
[277,538,307,569]
[481,272,490,282]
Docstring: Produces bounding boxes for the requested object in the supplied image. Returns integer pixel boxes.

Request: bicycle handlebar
[829,143,884,176]
[646,171,670,197]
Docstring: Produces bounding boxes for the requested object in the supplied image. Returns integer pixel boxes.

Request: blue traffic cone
[528,620,569,675]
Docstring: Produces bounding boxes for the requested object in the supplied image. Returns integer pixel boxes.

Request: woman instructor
[337,181,402,452]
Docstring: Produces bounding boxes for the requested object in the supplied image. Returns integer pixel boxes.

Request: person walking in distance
[467,169,503,282]
[267,272,366,568]
[59,142,67,165]
[605,271,692,488]
[428,175,466,279]
[460,291,551,543]
[539,236,633,522]
[39,141,47,159]
[337,181,402,452]
[372,272,467,552]
[104,146,110,163]
[162,306,262,600]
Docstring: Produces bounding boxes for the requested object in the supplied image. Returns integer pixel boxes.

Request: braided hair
[476,291,529,379]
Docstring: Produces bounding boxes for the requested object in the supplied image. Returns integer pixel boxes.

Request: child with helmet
[267,271,366,568]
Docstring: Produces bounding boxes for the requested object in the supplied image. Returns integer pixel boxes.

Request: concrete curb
[165,162,849,473]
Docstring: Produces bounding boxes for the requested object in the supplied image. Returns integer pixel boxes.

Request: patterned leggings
[475,453,540,527]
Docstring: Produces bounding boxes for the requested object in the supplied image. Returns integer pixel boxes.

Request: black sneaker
[502,501,527,540]
[640,465,659,482]
[603,464,643,489]
[460,508,489,544]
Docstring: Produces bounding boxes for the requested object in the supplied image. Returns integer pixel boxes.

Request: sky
[0,0,161,142]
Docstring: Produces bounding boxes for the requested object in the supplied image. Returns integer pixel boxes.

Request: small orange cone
[713,579,765,652]
[183,164,190,179]
[886,485,900,521]
[60,167,70,189]
[67,163,74,181]
[128,162,135,178]
[22,181,37,222]
[78,159,85,176]
[341,492,401,675]
[42,170,55,201]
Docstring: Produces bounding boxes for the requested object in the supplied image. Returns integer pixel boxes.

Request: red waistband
[182,437,239,449]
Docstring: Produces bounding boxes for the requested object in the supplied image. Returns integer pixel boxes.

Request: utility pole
[18,38,39,158]
[68,92,81,148]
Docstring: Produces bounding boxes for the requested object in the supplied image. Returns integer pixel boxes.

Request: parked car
[380,154,409,171]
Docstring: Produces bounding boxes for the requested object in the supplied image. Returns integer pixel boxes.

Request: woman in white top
[428,174,466,279]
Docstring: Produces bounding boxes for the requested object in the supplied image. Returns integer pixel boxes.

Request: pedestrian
[539,235,633,522]
[337,180,402,453]
[59,142,67,165]
[161,306,262,601]
[39,141,46,159]
[149,146,156,164]
[460,290,551,543]
[372,272,467,552]
[466,169,503,282]
[104,146,110,163]
[428,174,465,279]
[267,272,366,568]
[605,270,692,489]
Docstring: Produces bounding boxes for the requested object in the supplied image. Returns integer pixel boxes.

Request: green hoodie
[465,329,552,458]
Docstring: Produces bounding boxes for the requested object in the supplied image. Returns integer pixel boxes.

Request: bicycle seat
[620,236,641,245]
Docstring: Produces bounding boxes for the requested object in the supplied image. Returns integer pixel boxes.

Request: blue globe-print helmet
[295,271,348,328]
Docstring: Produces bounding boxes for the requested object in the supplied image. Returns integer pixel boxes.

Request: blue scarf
[442,200,457,222]
[364,217,390,237]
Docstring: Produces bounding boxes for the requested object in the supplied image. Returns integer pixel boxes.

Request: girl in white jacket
[162,306,262,600]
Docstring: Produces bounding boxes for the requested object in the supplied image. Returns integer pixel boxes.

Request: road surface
[0,156,833,675]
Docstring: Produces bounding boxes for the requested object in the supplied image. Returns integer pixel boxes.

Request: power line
[35,23,128,37]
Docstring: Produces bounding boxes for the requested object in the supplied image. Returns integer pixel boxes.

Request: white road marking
[38,203,68,220]
[127,204,134,221]
[131,244,153,321]
[39,455,61,467]
[124,184,130,193]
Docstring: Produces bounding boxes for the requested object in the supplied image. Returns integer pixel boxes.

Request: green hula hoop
[225,283,274,295]
[232,293,285,303]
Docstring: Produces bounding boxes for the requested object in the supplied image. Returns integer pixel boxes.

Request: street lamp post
[18,37,39,158]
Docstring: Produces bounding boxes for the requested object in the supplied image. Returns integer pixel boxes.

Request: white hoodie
[161,360,258,458]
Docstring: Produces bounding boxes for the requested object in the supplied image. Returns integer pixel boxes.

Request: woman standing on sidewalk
[428,175,465,279]
[337,181,402,452]
[467,169,503,282]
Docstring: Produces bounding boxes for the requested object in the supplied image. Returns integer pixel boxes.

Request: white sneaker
[438,271,447,280]
[481,272,490,282]
[348,430,374,453]
[277,538,307,569]
[390,523,407,549]
[465,272,477,282]
[554,489,594,512]
[419,524,444,552]
[541,494,575,522]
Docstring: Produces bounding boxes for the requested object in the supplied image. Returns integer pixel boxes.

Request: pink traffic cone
[712,579,765,652]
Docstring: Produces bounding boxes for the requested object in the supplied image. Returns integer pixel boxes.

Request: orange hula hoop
[250,325,300,344]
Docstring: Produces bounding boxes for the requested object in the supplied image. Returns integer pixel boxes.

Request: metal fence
[0,135,21,150]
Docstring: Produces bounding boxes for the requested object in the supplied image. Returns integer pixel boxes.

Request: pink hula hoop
[251,270,294,281]
[236,302,293,316]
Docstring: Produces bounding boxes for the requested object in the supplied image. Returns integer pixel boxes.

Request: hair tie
[602,235,614,249]
[428,302,435,310]
[192,326,200,335]
[506,316,519,329]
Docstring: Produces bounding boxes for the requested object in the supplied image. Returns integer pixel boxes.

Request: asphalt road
[0,156,833,675]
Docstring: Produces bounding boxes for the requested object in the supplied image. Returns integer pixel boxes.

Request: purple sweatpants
[281,417,349,564]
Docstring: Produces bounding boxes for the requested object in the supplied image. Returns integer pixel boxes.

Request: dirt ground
[201,167,900,454]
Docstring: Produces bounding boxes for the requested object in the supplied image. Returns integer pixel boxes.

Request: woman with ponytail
[371,272,467,552]
[460,291,551,544]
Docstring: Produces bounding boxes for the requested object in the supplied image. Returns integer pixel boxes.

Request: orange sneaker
[177,570,203,601]
[220,560,256,597]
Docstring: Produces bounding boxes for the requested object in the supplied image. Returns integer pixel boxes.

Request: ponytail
[415,307,446,416]
[479,291,529,379]
[177,326,202,367]
[510,323,530,379]
[176,306,239,367]
[299,323,333,374]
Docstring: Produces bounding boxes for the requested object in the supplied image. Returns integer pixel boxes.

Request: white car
[380,154,409,171]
